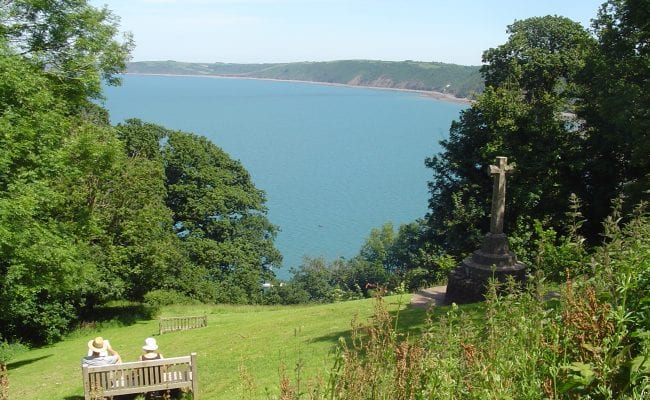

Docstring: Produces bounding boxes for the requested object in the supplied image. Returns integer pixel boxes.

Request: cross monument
[445,155,525,304]
[488,156,514,234]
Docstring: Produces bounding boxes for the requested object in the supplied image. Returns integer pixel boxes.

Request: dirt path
[410,285,447,308]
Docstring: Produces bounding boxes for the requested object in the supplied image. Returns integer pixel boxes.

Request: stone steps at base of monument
[462,258,527,279]
[444,263,528,305]
[445,267,485,304]
[469,249,517,268]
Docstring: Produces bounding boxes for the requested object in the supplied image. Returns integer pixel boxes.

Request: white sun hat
[142,337,158,351]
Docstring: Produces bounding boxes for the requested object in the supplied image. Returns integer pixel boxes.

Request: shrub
[530,221,587,281]
[271,283,310,305]
[0,340,27,400]
[143,289,199,312]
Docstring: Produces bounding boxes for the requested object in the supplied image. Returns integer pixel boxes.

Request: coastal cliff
[127,59,483,100]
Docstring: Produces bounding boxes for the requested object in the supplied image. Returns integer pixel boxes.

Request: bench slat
[100,380,192,397]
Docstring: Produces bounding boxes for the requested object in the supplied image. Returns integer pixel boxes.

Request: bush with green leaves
[0,340,27,400]
[0,341,26,367]
[143,289,199,310]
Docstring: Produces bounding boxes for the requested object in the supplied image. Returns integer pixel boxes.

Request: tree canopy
[0,1,280,344]
[423,4,648,261]
[425,16,595,256]
[0,0,133,101]
[577,0,650,231]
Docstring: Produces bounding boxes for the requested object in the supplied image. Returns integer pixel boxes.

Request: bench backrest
[82,353,197,400]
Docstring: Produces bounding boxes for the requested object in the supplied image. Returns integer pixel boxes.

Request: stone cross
[488,156,514,234]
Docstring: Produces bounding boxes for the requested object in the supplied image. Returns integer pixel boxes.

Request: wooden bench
[159,315,207,335]
[82,353,198,400]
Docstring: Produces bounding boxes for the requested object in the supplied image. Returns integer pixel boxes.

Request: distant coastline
[124,72,473,105]
[126,60,482,102]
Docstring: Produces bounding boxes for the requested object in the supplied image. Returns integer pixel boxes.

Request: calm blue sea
[102,75,466,279]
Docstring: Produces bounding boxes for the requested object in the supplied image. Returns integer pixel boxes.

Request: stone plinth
[445,233,526,304]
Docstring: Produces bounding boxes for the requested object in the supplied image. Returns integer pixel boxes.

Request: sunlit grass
[8,293,447,399]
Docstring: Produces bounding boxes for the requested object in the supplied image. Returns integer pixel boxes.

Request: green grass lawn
[8,294,435,399]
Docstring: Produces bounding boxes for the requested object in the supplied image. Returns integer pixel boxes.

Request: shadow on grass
[79,302,157,328]
[310,296,487,349]
[7,354,52,370]
[308,298,440,346]
[309,328,351,345]
[393,302,487,339]
[64,391,186,400]
[392,304,431,336]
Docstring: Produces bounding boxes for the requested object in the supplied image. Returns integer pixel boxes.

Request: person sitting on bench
[82,336,122,366]
[140,337,163,361]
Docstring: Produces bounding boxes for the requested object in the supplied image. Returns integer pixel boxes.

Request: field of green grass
[8,294,433,399]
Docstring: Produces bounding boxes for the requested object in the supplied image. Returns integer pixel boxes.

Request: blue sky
[92,0,605,66]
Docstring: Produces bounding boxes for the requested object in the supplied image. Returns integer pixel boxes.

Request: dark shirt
[141,353,162,361]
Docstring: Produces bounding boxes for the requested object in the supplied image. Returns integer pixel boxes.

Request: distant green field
[127,60,483,99]
[8,294,435,399]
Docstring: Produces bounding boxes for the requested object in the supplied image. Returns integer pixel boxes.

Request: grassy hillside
[7,294,436,399]
[127,60,483,99]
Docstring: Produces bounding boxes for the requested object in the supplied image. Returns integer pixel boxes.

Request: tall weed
[273,200,649,399]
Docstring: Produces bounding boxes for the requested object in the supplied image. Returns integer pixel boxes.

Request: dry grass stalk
[0,364,7,400]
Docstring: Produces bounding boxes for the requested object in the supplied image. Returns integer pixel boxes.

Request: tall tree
[425,16,595,256]
[0,0,133,102]
[0,45,98,343]
[162,129,281,303]
[113,120,224,303]
[578,0,650,231]
[0,0,134,343]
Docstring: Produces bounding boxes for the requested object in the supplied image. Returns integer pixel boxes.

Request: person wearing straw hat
[140,337,163,361]
[82,336,122,366]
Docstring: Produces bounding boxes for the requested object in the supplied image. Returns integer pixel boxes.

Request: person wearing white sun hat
[140,337,164,361]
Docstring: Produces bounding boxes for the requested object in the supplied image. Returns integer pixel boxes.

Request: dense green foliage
[0,4,130,344]
[577,0,650,234]
[0,1,280,345]
[127,59,483,99]
[274,222,454,305]
[161,127,281,303]
[423,1,649,264]
[0,0,133,101]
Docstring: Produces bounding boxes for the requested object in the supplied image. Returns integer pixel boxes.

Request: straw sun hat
[88,337,108,353]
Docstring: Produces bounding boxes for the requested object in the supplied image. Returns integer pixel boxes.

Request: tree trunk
[0,363,8,400]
